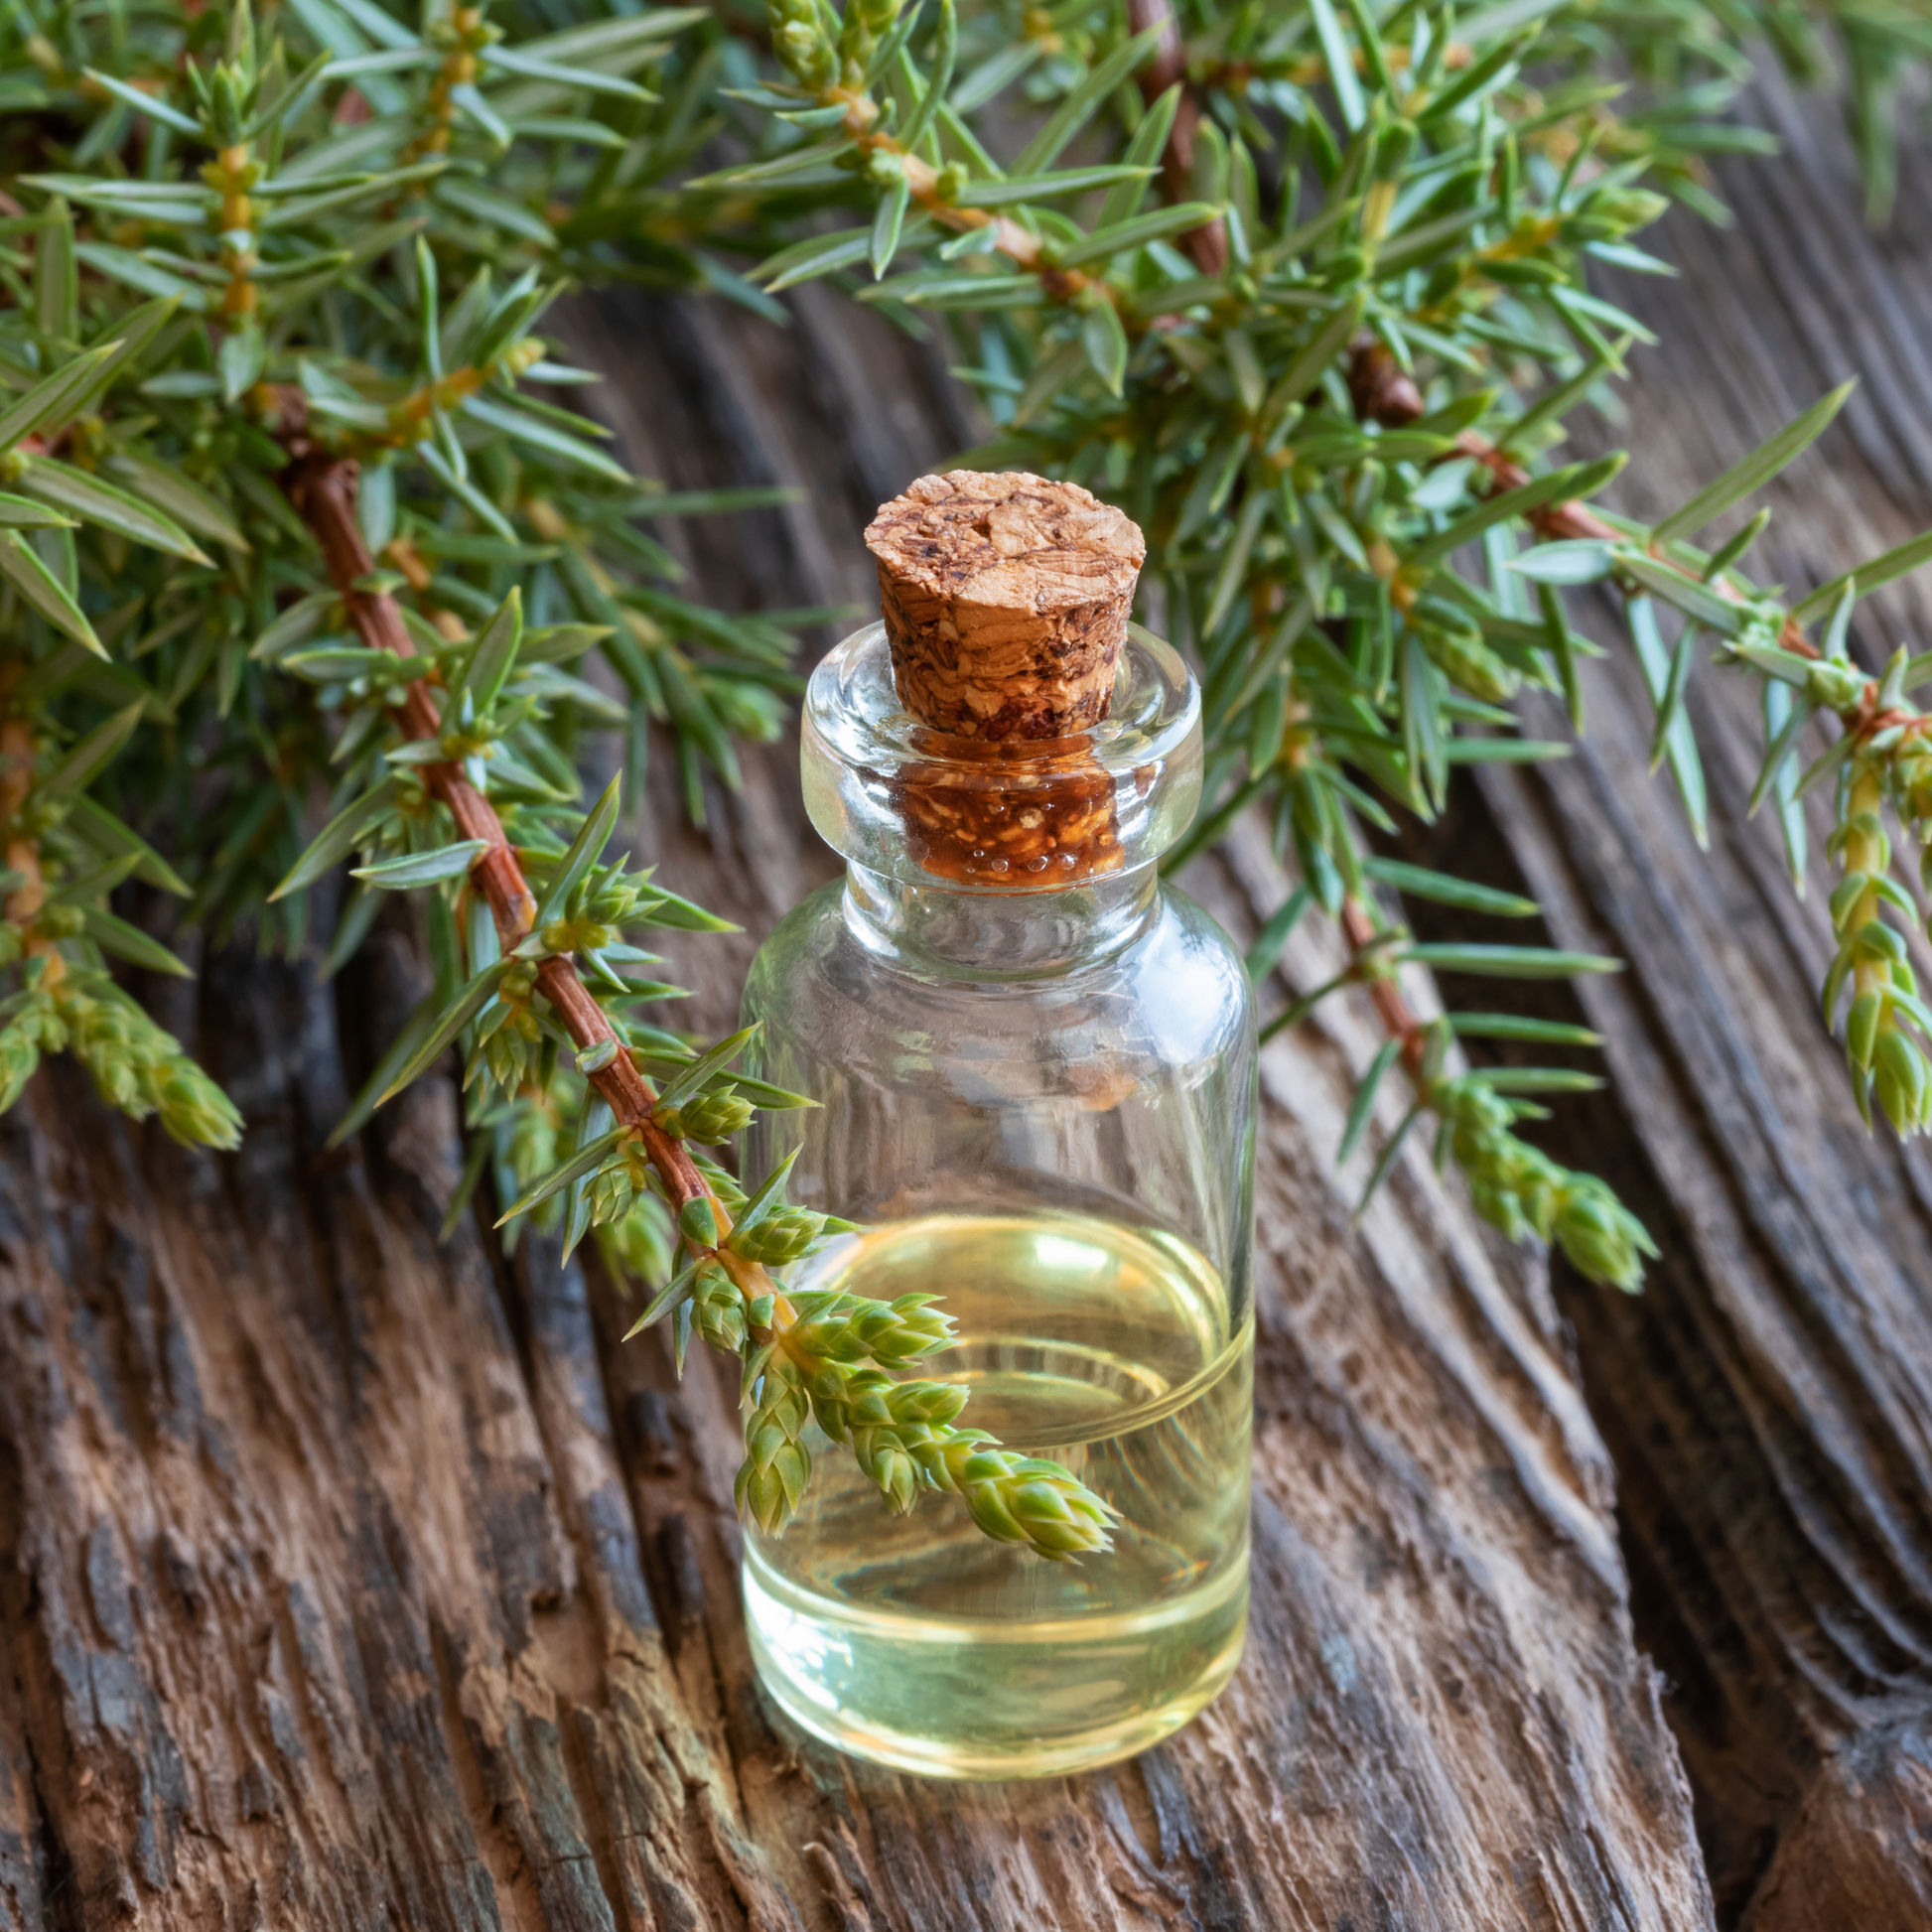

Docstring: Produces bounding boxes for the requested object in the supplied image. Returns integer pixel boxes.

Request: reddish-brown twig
[1340,897,1427,1075]
[1348,340,1821,659]
[1127,0,1230,278]
[273,397,709,1208]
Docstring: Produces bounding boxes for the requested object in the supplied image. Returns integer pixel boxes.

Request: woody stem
[1340,896,1426,1078]
[0,679,59,986]
[274,410,710,1211]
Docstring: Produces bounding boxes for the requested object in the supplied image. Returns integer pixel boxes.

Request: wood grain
[19,61,1925,1928]
[1419,69,1932,1932]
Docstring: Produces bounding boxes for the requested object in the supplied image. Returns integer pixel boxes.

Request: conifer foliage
[1,0,1926,1539]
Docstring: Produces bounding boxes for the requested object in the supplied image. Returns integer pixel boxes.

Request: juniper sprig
[710,0,1932,1282]
[2,0,1062,1546]
[613,1146,1115,1555]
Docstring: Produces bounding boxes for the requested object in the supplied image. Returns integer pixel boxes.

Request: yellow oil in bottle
[742,1210,1253,1779]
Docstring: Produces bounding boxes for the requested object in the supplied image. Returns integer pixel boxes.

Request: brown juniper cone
[1347,333,1427,427]
[865,472,1146,888]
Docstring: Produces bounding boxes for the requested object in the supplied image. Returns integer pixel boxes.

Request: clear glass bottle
[739,619,1256,1779]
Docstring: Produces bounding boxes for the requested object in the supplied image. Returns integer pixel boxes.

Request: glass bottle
[738,617,1257,1780]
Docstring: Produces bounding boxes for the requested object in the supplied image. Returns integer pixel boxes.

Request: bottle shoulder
[742,879,1254,1072]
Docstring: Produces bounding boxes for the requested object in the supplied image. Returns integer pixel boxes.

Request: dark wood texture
[1432,69,1932,1932]
[5,70,1923,1929]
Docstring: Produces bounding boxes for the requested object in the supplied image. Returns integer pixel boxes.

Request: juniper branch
[1126,0,1227,277]
[274,391,708,1195]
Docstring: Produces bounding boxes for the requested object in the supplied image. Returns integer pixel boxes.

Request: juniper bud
[941,1445,1115,1560]
[1416,619,1520,705]
[1828,872,1869,934]
[0,1022,40,1113]
[1579,186,1668,233]
[1807,659,1866,710]
[735,1353,813,1533]
[655,1089,754,1144]
[854,1435,920,1513]
[789,1289,952,1366]
[1855,919,1905,965]
[507,1102,557,1189]
[678,1194,721,1248]
[728,1204,826,1263]
[155,1059,244,1150]
[858,1293,954,1363]
[588,1161,636,1227]
[1848,990,1882,1068]
[1552,1187,1654,1293]
[1875,1028,1929,1134]
[693,1262,747,1352]
[594,1196,674,1286]
[888,1378,969,1427]
[1323,244,1371,287]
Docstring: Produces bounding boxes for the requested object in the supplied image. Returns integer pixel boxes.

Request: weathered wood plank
[1394,69,1932,1932]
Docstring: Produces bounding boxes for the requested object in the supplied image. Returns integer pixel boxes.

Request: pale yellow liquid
[743,1211,1253,1779]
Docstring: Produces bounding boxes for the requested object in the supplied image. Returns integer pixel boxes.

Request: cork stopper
[865,471,1146,743]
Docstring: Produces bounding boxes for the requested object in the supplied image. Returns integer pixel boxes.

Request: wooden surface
[1447,69,1932,1932]
[1,71,1924,1932]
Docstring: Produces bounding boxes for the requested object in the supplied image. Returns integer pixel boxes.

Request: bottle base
[743,1540,1250,1781]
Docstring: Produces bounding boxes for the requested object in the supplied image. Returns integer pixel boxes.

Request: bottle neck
[842,862,1161,978]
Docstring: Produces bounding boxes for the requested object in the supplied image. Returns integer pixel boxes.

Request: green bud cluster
[2,980,242,1150]
[692,1261,747,1352]
[785,1288,954,1365]
[1577,186,1671,234]
[809,1368,968,1513]
[0,982,64,1111]
[736,1350,813,1532]
[834,0,900,84]
[594,1195,675,1288]
[1432,1073,1656,1291]
[935,1437,1116,1559]
[767,0,835,90]
[1823,766,1932,1137]
[473,986,542,1100]
[1411,600,1521,705]
[652,1087,755,1144]
[796,1358,1113,1556]
[678,1193,721,1247]
[539,915,615,956]
[1548,1184,1659,1294]
[506,1098,558,1189]
[1807,658,1868,711]
[726,1202,827,1264]
[587,1154,642,1229]
[1896,742,1932,824]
